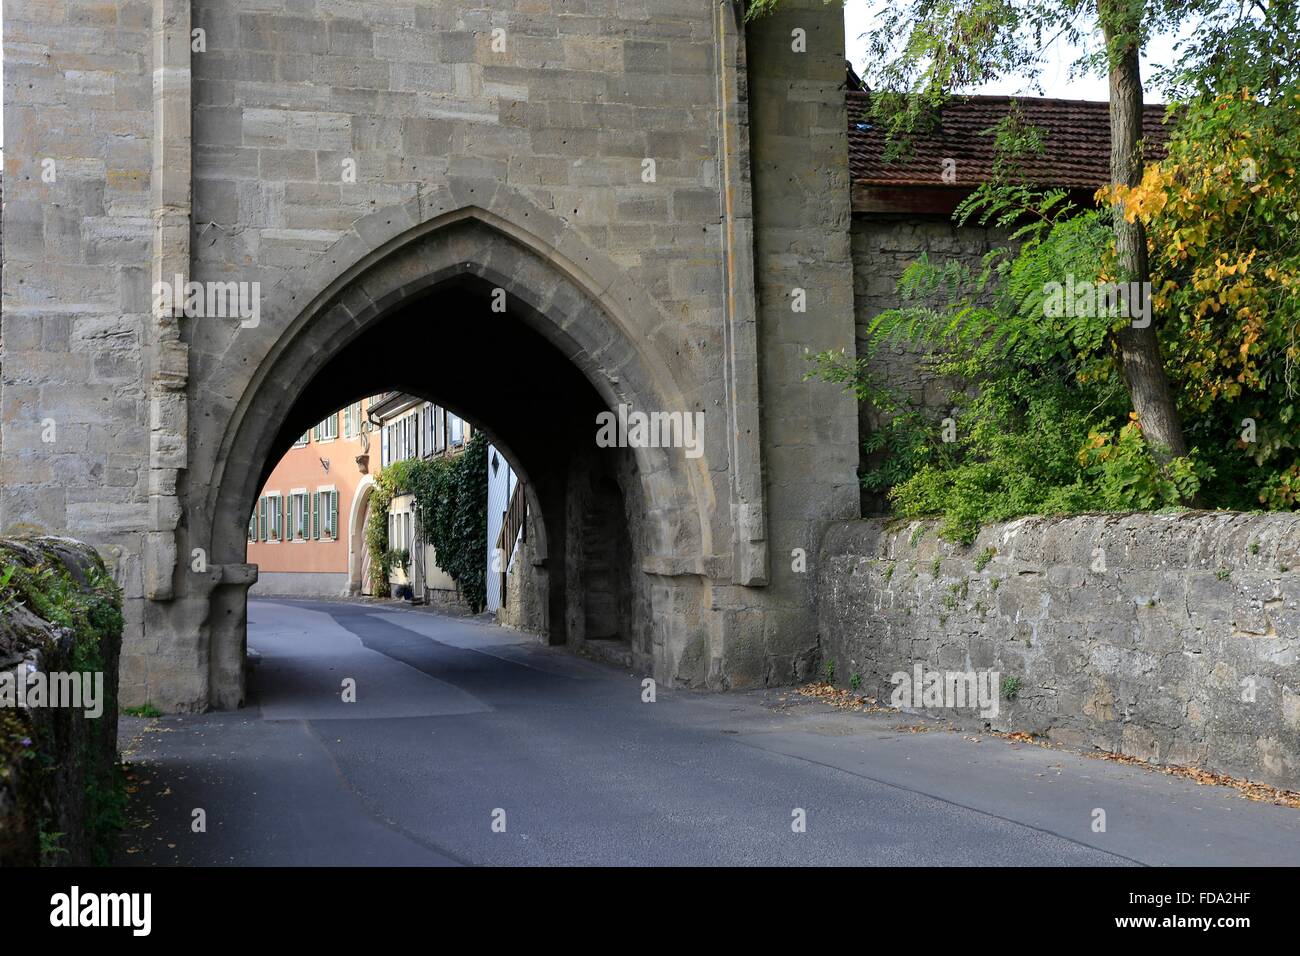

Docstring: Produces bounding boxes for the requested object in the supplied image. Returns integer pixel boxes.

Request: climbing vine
[366,432,490,613]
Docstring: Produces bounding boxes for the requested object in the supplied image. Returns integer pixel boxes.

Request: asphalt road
[117,599,1300,866]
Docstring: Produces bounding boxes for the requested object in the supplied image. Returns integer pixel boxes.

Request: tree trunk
[1100,1,1189,462]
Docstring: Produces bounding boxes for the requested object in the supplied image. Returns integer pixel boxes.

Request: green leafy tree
[857,0,1234,461]
[809,169,1207,540]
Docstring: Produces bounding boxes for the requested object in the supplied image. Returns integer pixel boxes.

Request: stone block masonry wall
[0,2,156,681]
[179,0,775,702]
[732,2,861,687]
[850,215,1009,512]
[817,512,1300,789]
[2,0,864,708]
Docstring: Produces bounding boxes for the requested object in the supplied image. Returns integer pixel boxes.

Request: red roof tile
[847,91,1170,190]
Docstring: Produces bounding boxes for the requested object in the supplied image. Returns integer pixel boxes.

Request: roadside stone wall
[0,537,123,866]
[499,511,546,634]
[817,512,1300,789]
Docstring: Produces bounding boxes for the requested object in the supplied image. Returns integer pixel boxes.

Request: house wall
[246,402,370,597]
[376,398,471,607]
[485,442,517,613]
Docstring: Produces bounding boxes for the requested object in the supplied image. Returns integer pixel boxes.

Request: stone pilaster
[146,0,192,601]
[715,0,770,587]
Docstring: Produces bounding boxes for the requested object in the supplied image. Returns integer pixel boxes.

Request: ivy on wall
[366,432,490,613]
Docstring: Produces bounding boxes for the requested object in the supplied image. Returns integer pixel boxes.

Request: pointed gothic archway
[178,203,724,709]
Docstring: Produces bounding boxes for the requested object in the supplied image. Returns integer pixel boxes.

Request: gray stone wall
[850,215,1009,510]
[1,1,156,669]
[852,216,1008,407]
[2,1,862,709]
[499,511,547,634]
[738,3,860,687]
[817,512,1300,789]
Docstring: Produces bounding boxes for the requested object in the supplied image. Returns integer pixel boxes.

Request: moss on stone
[0,537,124,866]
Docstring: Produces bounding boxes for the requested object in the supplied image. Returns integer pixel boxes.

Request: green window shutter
[312,492,321,540]
[259,497,268,541]
[330,492,339,541]
[276,497,283,541]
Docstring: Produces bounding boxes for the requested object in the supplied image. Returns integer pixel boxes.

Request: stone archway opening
[202,214,712,709]
[346,476,374,597]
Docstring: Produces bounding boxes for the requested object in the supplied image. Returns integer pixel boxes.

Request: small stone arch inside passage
[346,474,374,597]
[206,214,713,708]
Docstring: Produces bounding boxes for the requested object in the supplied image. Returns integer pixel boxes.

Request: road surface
[117,599,1300,866]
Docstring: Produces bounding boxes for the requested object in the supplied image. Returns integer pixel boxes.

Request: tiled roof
[847,92,1170,190]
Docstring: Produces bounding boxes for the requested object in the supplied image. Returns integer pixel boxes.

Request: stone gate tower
[1,0,859,710]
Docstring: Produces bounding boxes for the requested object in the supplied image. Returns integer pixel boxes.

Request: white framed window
[449,413,464,447]
[316,487,339,540]
[265,493,283,542]
[286,490,308,541]
[434,406,445,452]
[293,432,309,448]
[248,511,257,541]
[314,413,338,443]
[342,402,361,439]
